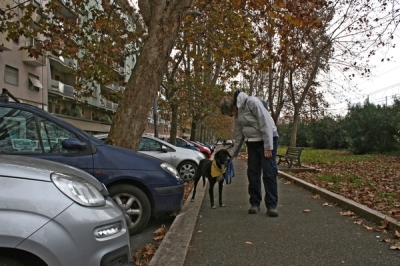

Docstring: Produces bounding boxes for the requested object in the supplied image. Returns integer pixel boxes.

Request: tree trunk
[108,0,193,150]
[290,112,300,147]
[169,102,179,145]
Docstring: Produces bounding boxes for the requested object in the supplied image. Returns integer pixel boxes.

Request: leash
[224,160,235,184]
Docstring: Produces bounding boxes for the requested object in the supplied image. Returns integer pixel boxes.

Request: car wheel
[177,161,197,182]
[108,185,151,235]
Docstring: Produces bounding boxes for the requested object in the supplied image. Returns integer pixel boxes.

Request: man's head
[220,96,237,117]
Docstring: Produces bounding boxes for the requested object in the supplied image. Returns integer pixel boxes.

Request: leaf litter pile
[290,155,400,220]
[132,181,193,265]
[288,154,400,250]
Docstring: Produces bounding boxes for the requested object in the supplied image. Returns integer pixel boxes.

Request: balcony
[56,0,77,18]
[49,54,75,72]
[114,67,126,77]
[22,50,46,67]
[100,98,119,112]
[0,32,12,51]
[50,80,74,97]
[109,84,125,92]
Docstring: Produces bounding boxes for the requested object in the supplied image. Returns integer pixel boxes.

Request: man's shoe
[267,208,278,217]
[248,206,260,214]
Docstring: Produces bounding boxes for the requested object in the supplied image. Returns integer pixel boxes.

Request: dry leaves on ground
[132,182,193,265]
[290,155,400,222]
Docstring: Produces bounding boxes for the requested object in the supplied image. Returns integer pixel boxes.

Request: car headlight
[195,151,205,158]
[51,173,106,206]
[160,162,181,180]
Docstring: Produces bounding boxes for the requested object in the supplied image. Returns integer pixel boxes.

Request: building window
[28,74,43,91]
[29,37,37,47]
[5,65,18,85]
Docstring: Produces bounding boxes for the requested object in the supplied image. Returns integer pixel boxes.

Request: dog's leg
[191,175,200,202]
[209,178,216,209]
[218,180,225,207]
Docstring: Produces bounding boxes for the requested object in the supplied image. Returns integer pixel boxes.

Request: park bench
[276,147,304,168]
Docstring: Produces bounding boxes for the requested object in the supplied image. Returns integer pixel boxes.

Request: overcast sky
[326,40,400,116]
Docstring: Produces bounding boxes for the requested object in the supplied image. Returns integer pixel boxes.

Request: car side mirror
[62,138,87,150]
[161,145,168,152]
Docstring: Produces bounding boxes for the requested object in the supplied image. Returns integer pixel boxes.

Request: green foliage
[278,100,399,155]
[277,122,310,147]
[342,100,400,154]
[277,124,292,146]
[308,116,348,149]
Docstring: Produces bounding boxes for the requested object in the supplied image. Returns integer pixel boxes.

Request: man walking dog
[220,90,279,217]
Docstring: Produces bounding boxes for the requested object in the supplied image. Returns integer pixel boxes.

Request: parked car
[94,134,204,182]
[225,139,234,148]
[0,154,131,266]
[196,141,215,154]
[186,139,212,159]
[168,137,200,152]
[138,135,204,182]
[215,140,223,145]
[0,90,184,235]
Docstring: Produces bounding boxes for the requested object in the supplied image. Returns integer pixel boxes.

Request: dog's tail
[202,175,206,187]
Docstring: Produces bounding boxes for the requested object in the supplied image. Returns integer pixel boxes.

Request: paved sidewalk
[152,158,400,266]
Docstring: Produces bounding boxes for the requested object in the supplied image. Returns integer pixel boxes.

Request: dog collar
[211,160,226,178]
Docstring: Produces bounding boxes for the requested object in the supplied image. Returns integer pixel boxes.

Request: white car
[94,134,204,182]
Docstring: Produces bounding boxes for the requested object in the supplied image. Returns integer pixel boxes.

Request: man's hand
[264,150,272,158]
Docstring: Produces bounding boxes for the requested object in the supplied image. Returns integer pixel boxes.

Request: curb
[278,170,400,233]
[149,180,206,266]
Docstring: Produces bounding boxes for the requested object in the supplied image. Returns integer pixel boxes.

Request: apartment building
[1,0,184,138]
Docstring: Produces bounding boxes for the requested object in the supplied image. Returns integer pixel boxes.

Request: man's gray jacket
[231,92,278,158]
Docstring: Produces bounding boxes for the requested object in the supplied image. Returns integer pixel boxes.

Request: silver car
[138,135,205,182]
[0,155,131,266]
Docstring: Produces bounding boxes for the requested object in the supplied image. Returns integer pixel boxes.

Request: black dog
[191,149,231,208]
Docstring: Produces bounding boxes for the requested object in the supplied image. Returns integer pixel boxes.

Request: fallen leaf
[378,219,389,230]
[354,220,363,225]
[153,224,168,236]
[390,242,400,250]
[309,194,321,199]
[323,202,333,207]
[284,181,293,185]
[303,209,311,213]
[381,239,392,243]
[395,230,400,238]
[245,241,253,245]
[340,211,355,216]
[363,225,374,230]
[153,235,164,241]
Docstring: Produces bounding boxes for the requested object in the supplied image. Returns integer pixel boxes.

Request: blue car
[0,90,184,235]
